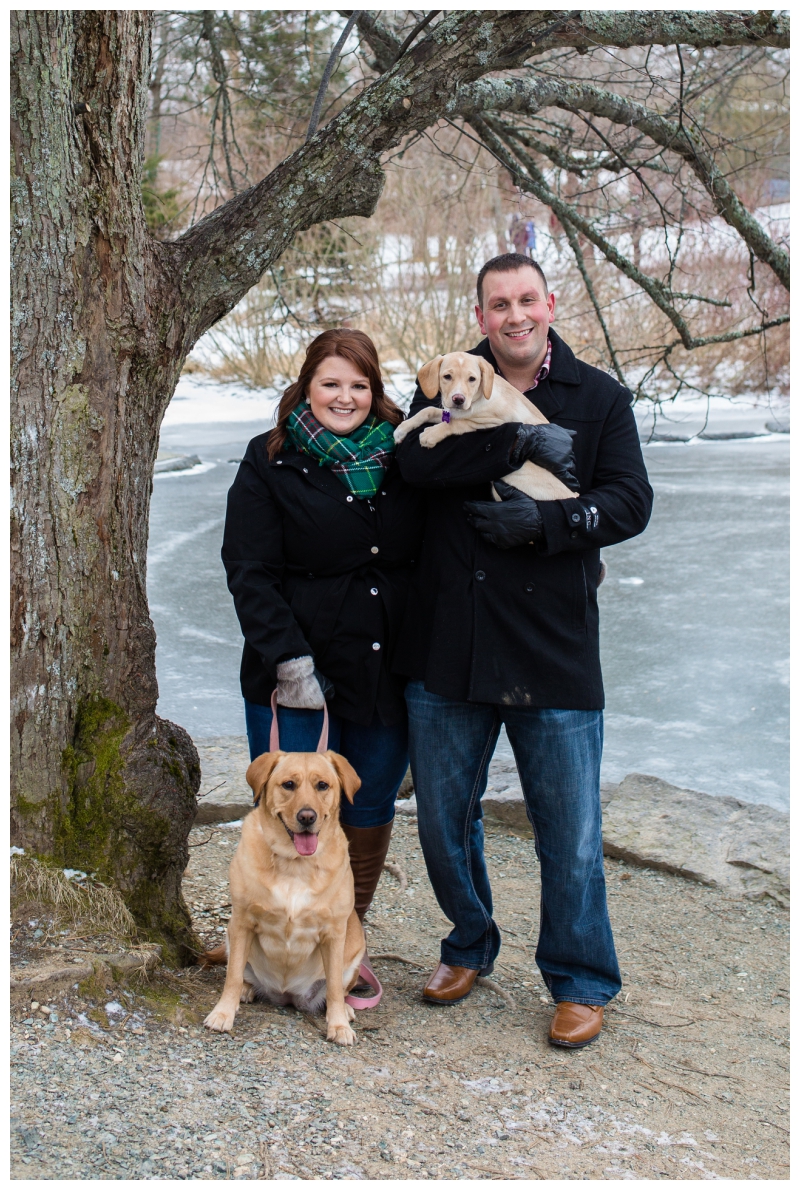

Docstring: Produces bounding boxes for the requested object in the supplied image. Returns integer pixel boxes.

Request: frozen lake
[150,387,788,811]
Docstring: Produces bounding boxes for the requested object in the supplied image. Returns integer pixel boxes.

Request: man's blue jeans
[405,681,621,1006]
[244,700,408,829]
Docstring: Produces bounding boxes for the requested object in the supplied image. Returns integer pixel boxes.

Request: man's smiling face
[475,266,556,379]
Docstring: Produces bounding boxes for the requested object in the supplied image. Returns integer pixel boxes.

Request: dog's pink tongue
[293,832,318,856]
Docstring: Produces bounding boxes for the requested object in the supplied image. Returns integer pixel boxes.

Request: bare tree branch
[506,125,629,176]
[665,314,788,351]
[200,11,247,196]
[392,11,442,65]
[353,7,790,69]
[560,213,628,385]
[306,13,358,141]
[468,114,749,354]
[455,76,789,289]
[525,9,789,55]
[351,11,400,73]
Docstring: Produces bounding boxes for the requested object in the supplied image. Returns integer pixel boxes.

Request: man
[394,253,653,1049]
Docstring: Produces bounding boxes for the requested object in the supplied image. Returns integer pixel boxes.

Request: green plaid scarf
[286,407,397,499]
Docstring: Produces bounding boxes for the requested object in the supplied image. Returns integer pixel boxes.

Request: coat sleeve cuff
[536,497,587,555]
[396,423,520,488]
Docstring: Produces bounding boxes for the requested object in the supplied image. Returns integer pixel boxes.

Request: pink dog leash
[345,961,383,1009]
[269,689,329,752]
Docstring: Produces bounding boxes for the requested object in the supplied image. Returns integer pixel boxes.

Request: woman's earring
[305,396,311,404]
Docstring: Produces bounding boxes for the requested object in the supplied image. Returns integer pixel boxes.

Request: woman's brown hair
[266,329,402,459]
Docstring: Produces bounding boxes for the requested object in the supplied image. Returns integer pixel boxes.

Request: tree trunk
[11,11,200,963]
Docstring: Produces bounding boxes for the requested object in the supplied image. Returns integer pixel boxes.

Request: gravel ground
[11,814,789,1180]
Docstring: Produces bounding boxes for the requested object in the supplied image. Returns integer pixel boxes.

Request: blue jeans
[405,681,621,1005]
[244,700,408,829]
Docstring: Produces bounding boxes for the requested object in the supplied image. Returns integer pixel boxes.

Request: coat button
[346,495,353,502]
[302,467,309,474]
[484,444,492,452]
[475,570,486,581]
[276,459,282,465]
[372,642,381,651]
[571,513,581,523]
[570,531,578,538]
[381,490,387,495]
[370,587,378,596]
[525,583,534,592]
[371,546,379,554]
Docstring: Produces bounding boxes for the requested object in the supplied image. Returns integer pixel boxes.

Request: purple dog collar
[441,409,451,423]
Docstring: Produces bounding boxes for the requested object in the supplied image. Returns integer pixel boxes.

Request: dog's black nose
[296,808,317,828]
[452,394,465,407]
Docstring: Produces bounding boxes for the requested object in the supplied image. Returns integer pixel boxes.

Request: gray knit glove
[275,656,325,709]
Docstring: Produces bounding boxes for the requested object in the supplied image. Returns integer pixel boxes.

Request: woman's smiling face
[306,355,373,435]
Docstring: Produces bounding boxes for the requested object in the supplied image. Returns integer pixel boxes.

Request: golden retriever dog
[203,750,366,1046]
[393,351,577,502]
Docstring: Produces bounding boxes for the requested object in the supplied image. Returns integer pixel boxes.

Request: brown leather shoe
[548,1002,604,1048]
[423,962,480,1004]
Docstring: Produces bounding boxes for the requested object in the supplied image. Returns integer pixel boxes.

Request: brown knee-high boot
[341,820,394,922]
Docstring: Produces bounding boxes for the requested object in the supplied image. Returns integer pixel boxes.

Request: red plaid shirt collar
[529,336,552,391]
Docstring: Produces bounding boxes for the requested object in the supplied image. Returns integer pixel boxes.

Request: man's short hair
[477,253,549,308]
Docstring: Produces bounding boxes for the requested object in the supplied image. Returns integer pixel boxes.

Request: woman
[222,328,424,928]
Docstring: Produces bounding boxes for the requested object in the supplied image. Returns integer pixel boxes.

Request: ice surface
[149,395,788,810]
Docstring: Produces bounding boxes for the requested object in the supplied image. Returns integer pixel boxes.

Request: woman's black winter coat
[221,437,426,725]
[394,330,654,710]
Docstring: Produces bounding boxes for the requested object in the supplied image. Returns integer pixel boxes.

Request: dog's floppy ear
[478,356,495,400]
[324,751,362,804]
[417,356,443,400]
[246,751,284,807]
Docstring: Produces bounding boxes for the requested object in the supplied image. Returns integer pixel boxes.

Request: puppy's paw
[393,423,409,444]
[240,982,256,1004]
[204,1005,236,1033]
[327,1022,356,1047]
[419,427,440,448]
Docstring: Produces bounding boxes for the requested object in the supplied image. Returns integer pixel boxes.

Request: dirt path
[11,813,789,1180]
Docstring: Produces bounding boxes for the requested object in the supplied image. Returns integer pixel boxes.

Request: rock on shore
[474,773,788,906]
[601,773,789,906]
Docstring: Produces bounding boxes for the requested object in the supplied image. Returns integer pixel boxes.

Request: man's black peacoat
[394,329,654,709]
[222,436,426,725]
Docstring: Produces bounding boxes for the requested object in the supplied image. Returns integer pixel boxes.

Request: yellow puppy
[394,351,576,501]
[203,750,365,1046]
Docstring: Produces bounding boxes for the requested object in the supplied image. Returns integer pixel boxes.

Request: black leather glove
[464,480,544,549]
[510,423,579,491]
[314,667,336,701]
